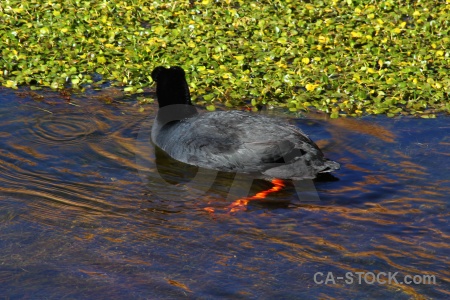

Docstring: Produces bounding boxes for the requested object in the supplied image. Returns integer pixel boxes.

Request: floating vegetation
[0,0,449,117]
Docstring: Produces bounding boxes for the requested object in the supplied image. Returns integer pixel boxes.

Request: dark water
[0,87,448,299]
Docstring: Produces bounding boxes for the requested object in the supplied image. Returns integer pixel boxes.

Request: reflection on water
[0,86,448,299]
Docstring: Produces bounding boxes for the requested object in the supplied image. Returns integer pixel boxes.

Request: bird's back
[152,110,338,179]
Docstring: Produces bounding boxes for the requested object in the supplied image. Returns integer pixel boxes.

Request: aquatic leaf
[97,56,106,64]
[0,0,447,117]
[50,82,59,89]
[330,112,339,118]
[277,37,287,44]
[4,80,18,89]
[305,83,319,91]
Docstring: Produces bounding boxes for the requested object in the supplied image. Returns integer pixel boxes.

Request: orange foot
[202,179,285,215]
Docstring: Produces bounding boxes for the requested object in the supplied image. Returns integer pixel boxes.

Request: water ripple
[20,109,99,145]
[0,88,448,299]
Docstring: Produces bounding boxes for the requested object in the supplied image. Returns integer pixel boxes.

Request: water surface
[0,87,448,299]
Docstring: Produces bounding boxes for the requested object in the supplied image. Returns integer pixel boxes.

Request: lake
[0,86,448,299]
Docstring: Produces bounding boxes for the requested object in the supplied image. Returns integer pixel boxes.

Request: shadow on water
[0,86,448,299]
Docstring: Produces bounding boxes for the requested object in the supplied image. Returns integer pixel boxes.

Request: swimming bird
[151,66,339,180]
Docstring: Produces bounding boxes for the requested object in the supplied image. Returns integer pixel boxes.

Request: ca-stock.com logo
[135,104,321,204]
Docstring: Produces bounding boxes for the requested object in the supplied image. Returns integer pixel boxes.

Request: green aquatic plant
[0,0,449,117]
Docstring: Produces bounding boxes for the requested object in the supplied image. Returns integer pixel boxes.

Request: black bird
[151,66,339,180]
